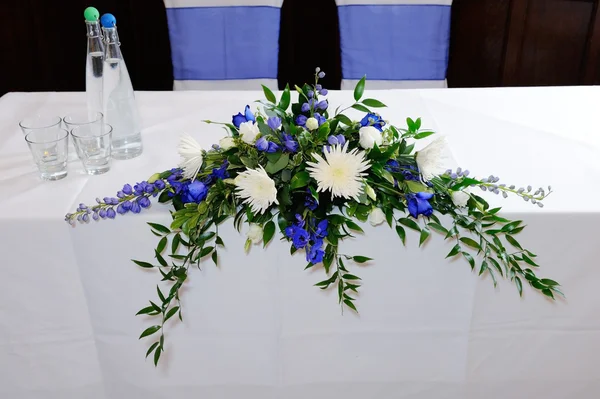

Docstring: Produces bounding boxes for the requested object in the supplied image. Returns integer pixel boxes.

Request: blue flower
[99,209,107,219]
[182,181,209,204]
[106,208,116,219]
[138,197,151,208]
[292,228,310,249]
[232,105,256,128]
[306,239,325,264]
[327,134,346,146]
[307,90,314,99]
[315,219,328,237]
[360,113,386,132]
[316,100,328,110]
[301,103,310,113]
[130,200,142,214]
[386,160,420,182]
[304,190,318,211]
[406,192,434,218]
[267,116,282,130]
[255,137,280,153]
[296,115,307,127]
[282,133,299,153]
[122,184,133,195]
[320,89,328,96]
[314,113,327,126]
[154,179,166,190]
[211,160,229,180]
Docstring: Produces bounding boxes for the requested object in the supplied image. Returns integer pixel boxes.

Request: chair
[336,0,452,89]
[163,0,283,90]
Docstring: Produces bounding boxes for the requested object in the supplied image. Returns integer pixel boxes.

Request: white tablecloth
[1,87,600,399]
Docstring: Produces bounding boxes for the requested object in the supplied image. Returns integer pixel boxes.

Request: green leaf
[353,75,366,101]
[171,234,181,254]
[153,344,161,366]
[541,278,560,286]
[165,306,180,322]
[446,244,461,258]
[462,252,475,270]
[136,306,155,316]
[139,325,161,339]
[542,288,555,299]
[353,256,372,264]
[265,151,282,164]
[154,250,168,267]
[345,220,364,233]
[450,178,481,192]
[413,131,436,140]
[515,277,523,296]
[290,171,311,190]
[211,251,218,265]
[343,273,361,280]
[344,299,358,312]
[505,235,523,250]
[522,254,538,267]
[502,220,523,233]
[459,237,482,251]
[361,98,386,108]
[399,217,421,232]
[428,223,448,235]
[157,237,167,254]
[265,153,289,175]
[336,114,354,126]
[278,84,291,110]
[146,342,159,359]
[147,223,170,235]
[351,104,371,113]
[479,260,488,276]
[263,221,276,247]
[262,84,276,103]
[157,286,166,302]
[133,260,154,269]
[419,227,430,247]
[406,180,430,194]
[395,225,406,245]
[488,257,503,276]
[200,246,214,258]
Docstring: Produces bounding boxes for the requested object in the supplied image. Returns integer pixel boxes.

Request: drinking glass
[63,111,104,160]
[71,123,113,175]
[19,115,62,136]
[24,128,69,181]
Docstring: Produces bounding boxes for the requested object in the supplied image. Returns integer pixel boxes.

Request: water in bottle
[84,7,104,116]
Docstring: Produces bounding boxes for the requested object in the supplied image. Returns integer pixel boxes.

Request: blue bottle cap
[100,13,116,28]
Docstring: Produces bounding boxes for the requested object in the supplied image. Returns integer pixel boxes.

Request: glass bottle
[84,7,104,117]
[101,13,143,160]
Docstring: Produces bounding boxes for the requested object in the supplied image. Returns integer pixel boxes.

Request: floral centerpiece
[66,69,560,366]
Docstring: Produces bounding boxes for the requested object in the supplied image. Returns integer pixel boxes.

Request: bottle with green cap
[84,6,104,116]
[101,13,143,160]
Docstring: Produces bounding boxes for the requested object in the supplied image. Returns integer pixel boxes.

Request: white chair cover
[336,0,453,89]
[164,0,283,90]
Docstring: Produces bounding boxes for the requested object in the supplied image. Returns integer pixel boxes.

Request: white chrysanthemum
[234,166,278,214]
[178,134,204,180]
[306,142,371,200]
[416,136,455,181]
[239,121,260,144]
[451,189,471,207]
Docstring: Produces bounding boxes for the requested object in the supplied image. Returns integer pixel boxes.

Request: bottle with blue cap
[101,13,143,160]
[84,7,104,116]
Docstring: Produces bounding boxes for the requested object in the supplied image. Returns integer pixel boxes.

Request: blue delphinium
[406,192,434,218]
[360,113,386,132]
[267,116,282,130]
[304,189,318,211]
[282,133,299,153]
[255,137,280,153]
[232,105,256,128]
[295,115,307,127]
[386,160,420,182]
[314,113,327,126]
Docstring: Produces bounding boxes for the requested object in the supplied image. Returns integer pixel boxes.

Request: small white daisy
[306,142,371,200]
[178,134,204,180]
[234,166,278,214]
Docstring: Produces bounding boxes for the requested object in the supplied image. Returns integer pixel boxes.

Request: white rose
[247,223,263,245]
[219,136,235,150]
[369,208,385,226]
[305,117,319,131]
[359,126,383,149]
[239,121,260,144]
[451,190,470,207]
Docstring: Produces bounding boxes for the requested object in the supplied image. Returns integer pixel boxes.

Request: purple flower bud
[301,103,310,113]
[95,198,101,204]
[481,178,488,183]
[255,136,269,152]
[509,185,515,189]
[502,192,508,198]
[463,170,470,176]
[99,209,107,218]
[267,116,282,130]
[154,180,166,190]
[307,91,314,99]
[527,185,532,192]
[77,214,83,222]
[524,197,529,202]
[315,84,322,90]
[318,71,325,78]
[212,144,220,150]
[106,208,116,219]
[122,184,133,195]
[295,115,307,126]
[327,135,339,145]
[117,203,128,214]
[117,191,125,199]
[139,196,151,208]
[336,134,346,146]
[316,100,328,110]
[456,167,462,175]
[537,202,544,208]
[122,200,132,211]
[445,169,452,175]
[144,183,154,194]
[82,213,89,222]
[480,186,487,191]
[518,188,524,193]
[450,173,458,179]
[92,212,99,221]
[79,203,87,210]
[319,89,328,96]
[131,201,141,214]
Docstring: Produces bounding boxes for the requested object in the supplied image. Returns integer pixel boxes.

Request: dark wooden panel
[582,0,600,83]
[447,0,512,87]
[503,0,597,86]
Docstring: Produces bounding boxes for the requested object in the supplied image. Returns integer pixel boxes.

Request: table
[1,87,599,399]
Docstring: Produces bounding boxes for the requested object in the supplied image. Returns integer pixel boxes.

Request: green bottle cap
[84,7,100,22]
